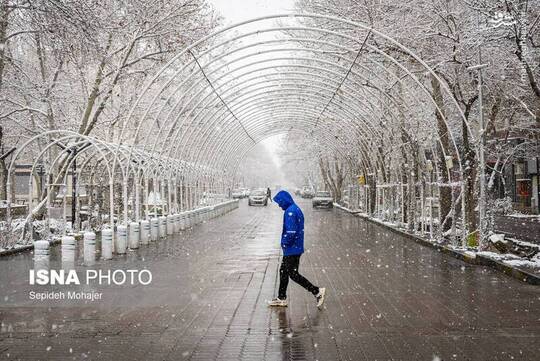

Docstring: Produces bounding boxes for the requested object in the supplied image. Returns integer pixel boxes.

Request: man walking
[268,190,326,308]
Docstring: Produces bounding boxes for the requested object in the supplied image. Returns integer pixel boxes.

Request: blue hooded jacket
[273,190,304,256]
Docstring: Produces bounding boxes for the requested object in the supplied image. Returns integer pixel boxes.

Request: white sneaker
[315,288,326,309]
[268,298,288,307]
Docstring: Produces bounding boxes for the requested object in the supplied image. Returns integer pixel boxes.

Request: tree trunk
[0,0,8,91]
[431,74,452,232]
[0,126,14,202]
[333,156,344,202]
[368,173,376,215]
[462,117,478,235]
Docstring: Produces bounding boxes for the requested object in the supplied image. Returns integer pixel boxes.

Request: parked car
[248,189,268,206]
[312,190,334,208]
[232,189,244,199]
[301,186,314,199]
[199,192,225,206]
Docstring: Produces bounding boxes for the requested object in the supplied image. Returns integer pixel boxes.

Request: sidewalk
[494,214,540,244]
[0,200,539,360]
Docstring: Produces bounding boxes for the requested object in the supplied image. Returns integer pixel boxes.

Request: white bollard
[34,240,50,270]
[129,222,140,249]
[179,212,186,231]
[150,218,159,241]
[159,216,167,238]
[200,209,206,223]
[84,231,96,266]
[166,215,174,235]
[101,229,113,260]
[173,214,180,233]
[184,211,192,228]
[140,220,150,245]
[196,209,202,224]
[190,210,196,226]
[116,225,127,254]
[61,236,76,263]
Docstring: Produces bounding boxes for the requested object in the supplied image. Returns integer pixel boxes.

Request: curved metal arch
[144,52,388,167]
[193,107,375,174]
[7,130,126,193]
[166,49,454,175]
[222,126,359,185]
[167,60,428,174]
[146,48,433,166]
[19,133,127,233]
[208,117,371,177]
[120,14,470,176]
[64,14,472,239]
[171,88,380,166]
[144,41,414,155]
[168,51,452,177]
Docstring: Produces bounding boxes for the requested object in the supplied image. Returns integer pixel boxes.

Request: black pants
[278,255,319,299]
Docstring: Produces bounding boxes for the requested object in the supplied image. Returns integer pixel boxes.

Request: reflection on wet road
[0,199,539,360]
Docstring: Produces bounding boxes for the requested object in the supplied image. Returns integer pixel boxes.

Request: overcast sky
[207,0,295,186]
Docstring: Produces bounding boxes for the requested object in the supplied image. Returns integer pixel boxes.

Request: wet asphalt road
[0,198,539,360]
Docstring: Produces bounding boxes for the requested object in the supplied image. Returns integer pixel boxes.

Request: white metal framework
[6,14,474,247]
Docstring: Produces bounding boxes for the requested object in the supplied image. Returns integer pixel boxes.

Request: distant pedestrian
[268,190,326,309]
[266,187,272,202]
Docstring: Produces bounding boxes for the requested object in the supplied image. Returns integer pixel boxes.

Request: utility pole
[467,8,517,248]
[468,61,489,248]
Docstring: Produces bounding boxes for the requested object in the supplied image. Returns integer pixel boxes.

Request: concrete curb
[335,204,540,286]
[0,238,61,258]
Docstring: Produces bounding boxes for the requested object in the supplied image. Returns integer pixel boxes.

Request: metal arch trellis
[138,44,426,164]
[124,23,470,153]
[127,34,460,197]
[4,131,214,241]
[4,13,480,250]
[117,15,468,242]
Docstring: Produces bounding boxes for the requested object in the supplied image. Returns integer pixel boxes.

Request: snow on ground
[506,213,540,220]
[337,206,540,276]
[507,237,540,250]
[503,256,540,268]
[0,218,63,252]
[0,218,26,232]
[489,233,507,243]
[476,251,522,261]
[0,244,32,253]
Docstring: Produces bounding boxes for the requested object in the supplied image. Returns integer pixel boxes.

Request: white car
[312,191,334,208]
[248,189,268,206]
[301,187,315,198]
[232,189,244,199]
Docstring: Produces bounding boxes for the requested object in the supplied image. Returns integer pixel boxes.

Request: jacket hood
[273,190,294,210]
